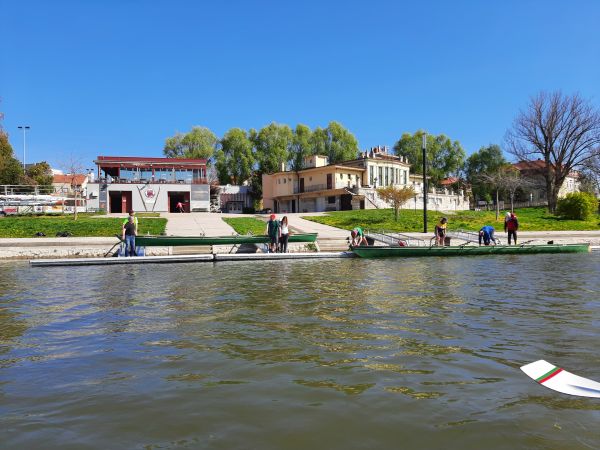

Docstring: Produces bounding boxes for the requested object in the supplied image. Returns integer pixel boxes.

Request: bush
[556,192,599,220]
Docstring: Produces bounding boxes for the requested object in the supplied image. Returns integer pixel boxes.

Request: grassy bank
[222,217,266,235]
[0,215,167,238]
[302,207,600,232]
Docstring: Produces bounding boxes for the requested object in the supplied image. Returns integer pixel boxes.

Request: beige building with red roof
[513,159,581,202]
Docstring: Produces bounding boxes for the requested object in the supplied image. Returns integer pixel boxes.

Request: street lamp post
[422,133,428,233]
[17,126,30,171]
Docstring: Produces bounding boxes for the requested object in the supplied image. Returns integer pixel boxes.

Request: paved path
[163,212,236,236]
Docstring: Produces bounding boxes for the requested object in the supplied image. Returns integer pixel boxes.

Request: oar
[104,234,124,258]
[520,360,600,398]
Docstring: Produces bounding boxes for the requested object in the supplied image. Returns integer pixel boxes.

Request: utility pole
[422,132,428,233]
[17,125,30,171]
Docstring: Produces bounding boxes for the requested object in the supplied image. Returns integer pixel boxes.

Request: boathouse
[86,156,210,213]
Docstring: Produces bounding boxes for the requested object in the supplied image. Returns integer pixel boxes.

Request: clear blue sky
[1,0,599,170]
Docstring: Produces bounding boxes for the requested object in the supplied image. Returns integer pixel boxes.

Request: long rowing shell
[520,360,600,398]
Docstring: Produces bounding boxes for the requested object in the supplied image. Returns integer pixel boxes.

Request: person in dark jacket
[504,212,519,245]
[266,214,281,253]
[122,215,137,256]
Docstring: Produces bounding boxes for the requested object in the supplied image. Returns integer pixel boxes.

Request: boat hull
[352,243,591,258]
[136,233,318,246]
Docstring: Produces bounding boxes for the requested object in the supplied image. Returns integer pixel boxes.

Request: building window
[328,196,336,204]
[385,168,389,186]
[403,171,407,185]
[378,167,383,186]
[283,178,286,184]
[369,166,374,185]
[340,174,343,179]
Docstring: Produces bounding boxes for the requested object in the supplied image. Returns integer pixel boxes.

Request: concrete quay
[3,211,600,260]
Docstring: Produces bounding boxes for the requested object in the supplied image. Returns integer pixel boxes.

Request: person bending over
[479,225,496,246]
[350,227,368,246]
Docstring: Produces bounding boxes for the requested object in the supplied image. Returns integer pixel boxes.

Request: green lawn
[0,215,167,238]
[302,207,600,232]
[222,217,267,235]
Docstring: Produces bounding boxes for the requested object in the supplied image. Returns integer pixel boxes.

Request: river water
[1,254,599,449]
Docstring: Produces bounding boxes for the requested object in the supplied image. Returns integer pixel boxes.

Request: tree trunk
[495,189,499,220]
[73,190,78,221]
[394,206,399,221]
[546,176,556,213]
[510,192,514,212]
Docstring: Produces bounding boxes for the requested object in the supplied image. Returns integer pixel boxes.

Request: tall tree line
[163,121,360,195]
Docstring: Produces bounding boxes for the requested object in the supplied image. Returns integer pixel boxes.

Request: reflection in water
[0,254,599,449]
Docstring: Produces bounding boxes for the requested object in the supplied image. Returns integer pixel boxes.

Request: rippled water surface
[1,254,600,449]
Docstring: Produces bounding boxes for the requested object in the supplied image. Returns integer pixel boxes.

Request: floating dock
[30,252,355,267]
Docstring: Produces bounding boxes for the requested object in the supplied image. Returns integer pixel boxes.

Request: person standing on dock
[280,216,290,253]
[434,217,448,246]
[122,215,138,256]
[478,225,496,246]
[266,214,281,253]
[350,227,368,246]
[505,212,519,245]
[123,210,138,229]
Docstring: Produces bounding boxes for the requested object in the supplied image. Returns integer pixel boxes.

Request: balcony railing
[91,177,208,185]
[293,183,326,194]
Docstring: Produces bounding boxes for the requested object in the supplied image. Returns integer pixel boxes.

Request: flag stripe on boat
[536,366,563,383]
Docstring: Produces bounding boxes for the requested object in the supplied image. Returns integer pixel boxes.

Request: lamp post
[17,126,30,171]
[422,132,428,233]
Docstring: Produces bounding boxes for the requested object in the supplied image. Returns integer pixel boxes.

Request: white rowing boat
[521,360,600,398]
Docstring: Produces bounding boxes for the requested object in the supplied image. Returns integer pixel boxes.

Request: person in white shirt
[280,216,290,253]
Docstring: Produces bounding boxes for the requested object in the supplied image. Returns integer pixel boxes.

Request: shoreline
[1,229,600,260]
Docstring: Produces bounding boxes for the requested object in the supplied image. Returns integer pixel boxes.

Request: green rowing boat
[351,243,591,258]
[136,233,318,247]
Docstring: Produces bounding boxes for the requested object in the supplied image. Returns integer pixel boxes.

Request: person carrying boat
[122,215,137,256]
[478,225,496,246]
[504,212,519,245]
[266,214,281,253]
[434,217,448,246]
[350,227,368,246]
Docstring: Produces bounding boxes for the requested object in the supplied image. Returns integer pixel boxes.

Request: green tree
[163,126,218,160]
[289,124,312,172]
[0,131,24,185]
[253,122,293,174]
[163,132,185,158]
[250,123,293,200]
[393,131,466,185]
[310,121,359,164]
[25,161,53,186]
[215,128,254,185]
[465,144,507,202]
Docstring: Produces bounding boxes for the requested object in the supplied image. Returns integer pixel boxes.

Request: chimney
[280,162,286,172]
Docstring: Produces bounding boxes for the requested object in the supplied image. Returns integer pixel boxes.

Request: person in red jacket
[504,212,519,245]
